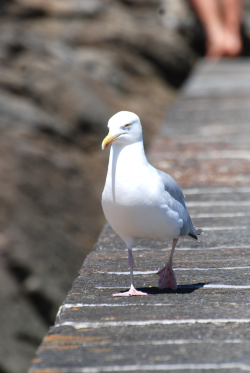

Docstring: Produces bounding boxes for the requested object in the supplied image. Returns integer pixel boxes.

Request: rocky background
[0,1,250,373]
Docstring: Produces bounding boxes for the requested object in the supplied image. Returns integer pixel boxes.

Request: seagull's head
[102,111,142,150]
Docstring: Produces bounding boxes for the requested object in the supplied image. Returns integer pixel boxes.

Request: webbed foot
[158,262,177,290]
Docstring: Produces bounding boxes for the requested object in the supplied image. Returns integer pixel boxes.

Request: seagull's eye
[125,124,130,128]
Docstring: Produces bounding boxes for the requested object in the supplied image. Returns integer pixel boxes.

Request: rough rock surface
[0,1,249,373]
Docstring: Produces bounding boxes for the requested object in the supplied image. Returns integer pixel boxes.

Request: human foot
[224,30,242,56]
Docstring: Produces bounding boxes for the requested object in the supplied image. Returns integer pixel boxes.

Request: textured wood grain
[29,59,250,373]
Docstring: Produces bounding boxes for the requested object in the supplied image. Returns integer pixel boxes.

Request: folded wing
[157,170,203,240]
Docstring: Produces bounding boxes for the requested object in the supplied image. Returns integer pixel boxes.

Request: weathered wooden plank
[183,58,250,97]
[29,59,250,373]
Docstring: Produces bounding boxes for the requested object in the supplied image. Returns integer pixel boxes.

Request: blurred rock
[0,1,249,373]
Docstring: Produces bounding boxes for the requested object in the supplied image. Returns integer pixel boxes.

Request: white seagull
[102,111,203,297]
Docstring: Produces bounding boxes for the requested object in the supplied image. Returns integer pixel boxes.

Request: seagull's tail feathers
[188,232,198,240]
[188,227,204,242]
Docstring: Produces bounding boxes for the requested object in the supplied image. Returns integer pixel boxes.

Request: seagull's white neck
[108,139,148,173]
[104,139,149,204]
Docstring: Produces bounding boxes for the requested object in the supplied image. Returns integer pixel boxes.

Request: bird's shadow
[136,283,207,295]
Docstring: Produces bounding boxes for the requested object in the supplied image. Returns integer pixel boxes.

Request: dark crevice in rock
[0,0,12,11]
[77,119,95,134]
[38,126,72,143]
[139,50,193,88]
[7,260,31,283]
[75,117,106,137]
[0,364,9,373]
[7,44,26,58]
[0,84,30,99]
[27,292,54,326]
[38,125,102,153]
[16,8,47,19]
[16,332,41,347]
[120,0,159,7]
[5,257,54,326]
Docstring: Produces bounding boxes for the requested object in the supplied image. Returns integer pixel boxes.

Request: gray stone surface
[29,59,250,373]
[0,1,200,372]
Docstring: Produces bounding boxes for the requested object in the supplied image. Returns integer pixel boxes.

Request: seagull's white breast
[102,143,183,242]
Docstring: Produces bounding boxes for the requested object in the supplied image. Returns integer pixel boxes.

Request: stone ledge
[29,59,250,373]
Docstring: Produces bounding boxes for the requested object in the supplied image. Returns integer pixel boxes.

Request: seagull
[102,111,203,296]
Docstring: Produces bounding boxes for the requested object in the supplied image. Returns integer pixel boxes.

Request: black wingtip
[188,232,198,240]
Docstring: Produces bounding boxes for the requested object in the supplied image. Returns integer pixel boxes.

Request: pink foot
[158,262,177,290]
[113,285,147,297]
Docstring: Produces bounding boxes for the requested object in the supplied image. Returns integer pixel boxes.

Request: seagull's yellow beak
[102,133,122,150]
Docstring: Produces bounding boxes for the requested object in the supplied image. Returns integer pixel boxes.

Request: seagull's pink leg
[158,238,178,290]
[113,248,147,297]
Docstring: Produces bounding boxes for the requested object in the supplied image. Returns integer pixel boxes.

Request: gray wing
[157,170,201,238]
[157,169,185,200]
